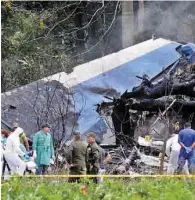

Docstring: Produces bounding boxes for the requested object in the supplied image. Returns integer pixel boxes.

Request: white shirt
[5,127,25,156]
[166,134,181,156]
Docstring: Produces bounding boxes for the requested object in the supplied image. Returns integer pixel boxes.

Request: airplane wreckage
[54,40,195,175]
[94,43,195,174]
[1,38,195,174]
[97,43,195,145]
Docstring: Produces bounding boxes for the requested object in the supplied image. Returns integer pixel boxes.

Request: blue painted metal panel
[1,41,183,142]
[72,42,181,140]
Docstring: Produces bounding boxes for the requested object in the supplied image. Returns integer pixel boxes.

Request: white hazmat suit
[4,127,26,176]
[166,134,189,174]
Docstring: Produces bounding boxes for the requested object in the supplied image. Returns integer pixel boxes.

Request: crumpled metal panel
[1,41,181,143]
[72,42,180,141]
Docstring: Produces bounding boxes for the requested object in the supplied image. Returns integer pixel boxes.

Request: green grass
[1,178,195,200]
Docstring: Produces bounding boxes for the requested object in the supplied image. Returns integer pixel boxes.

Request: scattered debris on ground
[95,43,195,174]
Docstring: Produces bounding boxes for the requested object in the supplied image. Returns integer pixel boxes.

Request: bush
[1,177,195,200]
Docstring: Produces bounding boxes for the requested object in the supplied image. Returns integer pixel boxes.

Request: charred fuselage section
[97,44,195,145]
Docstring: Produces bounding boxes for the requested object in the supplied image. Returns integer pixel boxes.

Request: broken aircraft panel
[98,42,195,145]
[1,38,183,143]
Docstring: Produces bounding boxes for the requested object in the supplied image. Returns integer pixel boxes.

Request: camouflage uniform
[68,141,87,182]
[86,142,100,183]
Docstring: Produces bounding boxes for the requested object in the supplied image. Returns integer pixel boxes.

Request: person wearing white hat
[166,131,189,175]
[4,127,27,176]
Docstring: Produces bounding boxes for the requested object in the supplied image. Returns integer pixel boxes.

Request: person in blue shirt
[177,122,195,174]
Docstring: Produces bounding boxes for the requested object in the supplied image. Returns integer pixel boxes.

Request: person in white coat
[4,127,27,176]
[166,133,189,175]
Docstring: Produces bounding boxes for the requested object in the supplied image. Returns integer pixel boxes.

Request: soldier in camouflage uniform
[86,133,100,183]
[68,132,87,182]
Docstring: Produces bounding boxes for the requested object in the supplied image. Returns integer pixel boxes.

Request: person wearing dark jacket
[68,132,87,182]
[86,133,100,183]
[96,140,110,183]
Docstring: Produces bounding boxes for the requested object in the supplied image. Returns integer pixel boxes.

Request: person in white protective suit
[166,133,189,175]
[4,127,27,176]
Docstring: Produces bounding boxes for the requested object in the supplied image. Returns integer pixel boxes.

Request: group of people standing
[166,122,195,174]
[1,123,54,176]
[68,132,110,183]
[2,120,195,179]
[1,122,109,181]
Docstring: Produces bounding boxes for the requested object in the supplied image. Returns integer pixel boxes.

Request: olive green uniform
[86,142,100,183]
[19,133,26,143]
[68,141,87,182]
[19,132,29,151]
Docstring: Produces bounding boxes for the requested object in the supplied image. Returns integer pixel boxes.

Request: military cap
[87,132,96,139]
[73,132,80,136]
